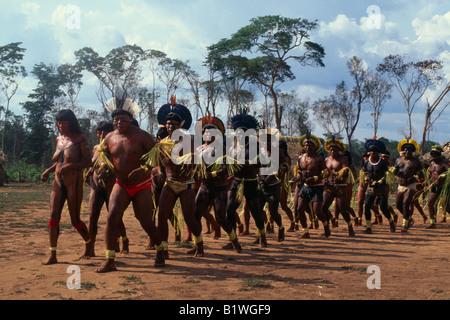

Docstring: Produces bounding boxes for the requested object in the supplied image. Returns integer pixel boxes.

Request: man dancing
[426,145,449,229]
[194,114,242,252]
[293,133,330,238]
[83,121,128,258]
[258,129,287,242]
[361,138,396,234]
[393,138,423,233]
[226,109,267,247]
[151,97,203,257]
[95,96,165,272]
[322,137,355,237]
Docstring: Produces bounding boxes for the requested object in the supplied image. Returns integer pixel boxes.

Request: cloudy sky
[1,0,449,144]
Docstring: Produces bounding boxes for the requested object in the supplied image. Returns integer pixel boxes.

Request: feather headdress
[105,94,141,117]
[157,95,192,130]
[430,144,444,155]
[230,109,259,130]
[299,131,321,152]
[364,136,386,153]
[199,113,225,134]
[324,135,346,152]
[397,136,419,153]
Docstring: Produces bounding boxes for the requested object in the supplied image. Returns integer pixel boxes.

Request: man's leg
[96,185,131,273]
[180,188,203,256]
[132,188,165,266]
[364,194,377,233]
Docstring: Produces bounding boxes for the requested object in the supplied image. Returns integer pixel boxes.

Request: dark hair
[165,113,182,124]
[96,121,114,133]
[342,150,353,166]
[56,109,82,134]
[156,126,168,140]
[131,118,140,127]
[111,109,133,119]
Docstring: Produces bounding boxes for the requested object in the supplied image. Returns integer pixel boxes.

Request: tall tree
[75,44,146,108]
[376,54,443,138]
[21,63,65,165]
[365,71,392,137]
[420,82,449,154]
[0,42,27,150]
[207,15,325,129]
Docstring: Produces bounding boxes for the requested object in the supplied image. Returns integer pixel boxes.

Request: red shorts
[115,176,152,198]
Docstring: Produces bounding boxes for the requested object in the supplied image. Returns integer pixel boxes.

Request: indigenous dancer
[95,96,165,272]
[194,113,242,252]
[147,96,203,257]
[226,109,267,247]
[279,140,296,231]
[322,137,356,237]
[426,145,449,229]
[258,129,287,242]
[83,121,128,258]
[40,109,92,265]
[361,138,396,234]
[393,138,423,233]
[293,133,330,238]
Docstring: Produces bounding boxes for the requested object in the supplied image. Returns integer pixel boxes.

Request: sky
[1,0,449,144]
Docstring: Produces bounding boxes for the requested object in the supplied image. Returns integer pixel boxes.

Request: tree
[365,71,392,137]
[207,15,325,130]
[21,63,65,165]
[376,54,443,138]
[279,91,311,136]
[75,45,146,108]
[420,82,449,154]
[56,63,83,113]
[158,57,189,103]
[0,42,27,150]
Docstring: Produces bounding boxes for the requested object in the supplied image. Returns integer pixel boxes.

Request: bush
[5,160,48,183]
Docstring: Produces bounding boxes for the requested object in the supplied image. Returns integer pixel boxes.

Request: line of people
[40,98,449,273]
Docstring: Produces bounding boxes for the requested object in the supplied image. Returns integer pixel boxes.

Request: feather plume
[105,96,141,116]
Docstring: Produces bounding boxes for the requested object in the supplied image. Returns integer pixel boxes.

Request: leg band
[227,230,237,242]
[49,220,60,228]
[106,250,115,259]
[193,234,203,245]
[74,221,85,231]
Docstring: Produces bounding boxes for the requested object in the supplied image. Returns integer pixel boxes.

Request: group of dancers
[40,96,450,273]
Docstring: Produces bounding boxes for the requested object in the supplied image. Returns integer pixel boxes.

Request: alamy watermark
[366,5,382,30]
[66,5,81,30]
[366,265,381,289]
[66,265,81,290]
[170,121,280,175]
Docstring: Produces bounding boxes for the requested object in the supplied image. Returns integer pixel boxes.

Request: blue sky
[1,0,449,144]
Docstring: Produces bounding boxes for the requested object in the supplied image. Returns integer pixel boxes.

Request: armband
[211,171,218,178]
[140,165,149,172]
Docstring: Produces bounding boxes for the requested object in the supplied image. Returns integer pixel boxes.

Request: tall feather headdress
[157,95,192,130]
[105,94,141,117]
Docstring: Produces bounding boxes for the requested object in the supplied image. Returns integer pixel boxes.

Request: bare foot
[95,260,117,273]
[42,254,58,265]
[121,238,129,254]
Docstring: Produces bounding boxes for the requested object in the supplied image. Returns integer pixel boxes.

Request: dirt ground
[0,183,449,303]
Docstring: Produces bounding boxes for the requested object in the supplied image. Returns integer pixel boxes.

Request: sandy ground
[0,183,449,305]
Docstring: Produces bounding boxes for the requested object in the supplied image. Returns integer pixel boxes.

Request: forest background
[0,2,449,184]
